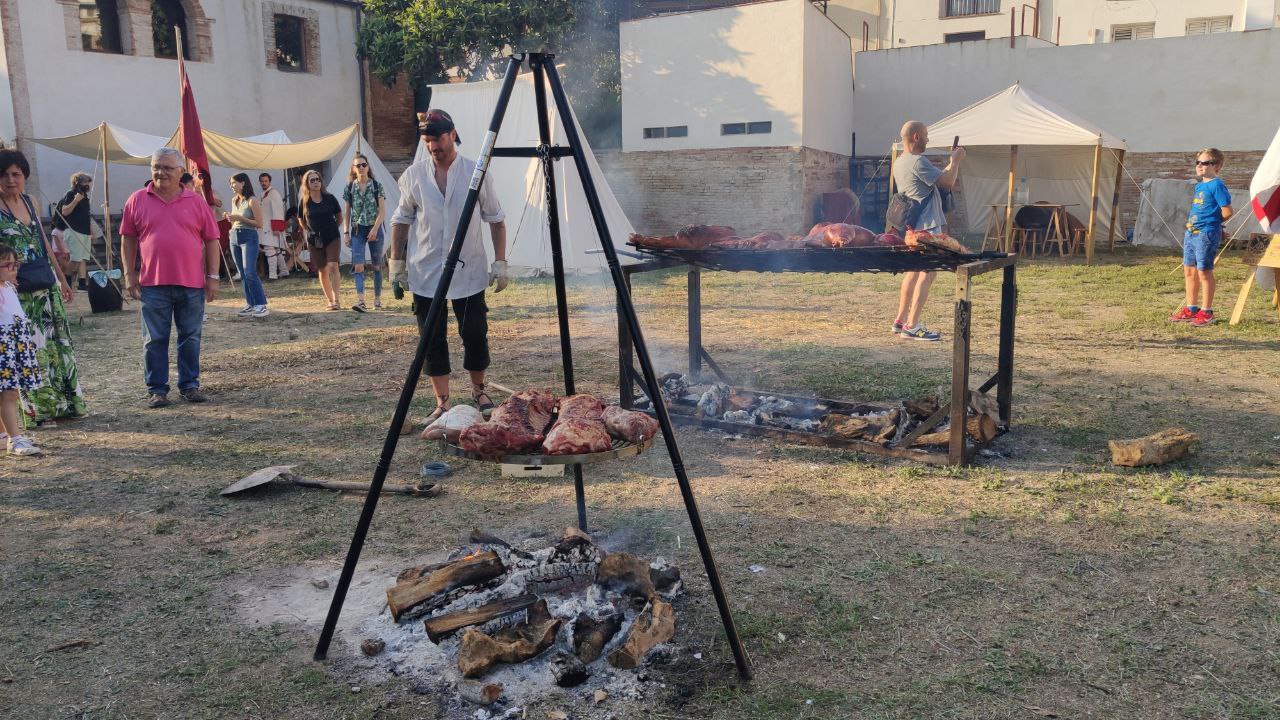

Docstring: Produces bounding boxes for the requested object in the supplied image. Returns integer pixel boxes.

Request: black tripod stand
[313,52,752,680]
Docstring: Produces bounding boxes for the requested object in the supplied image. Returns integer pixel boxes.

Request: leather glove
[388,257,408,285]
[489,260,509,293]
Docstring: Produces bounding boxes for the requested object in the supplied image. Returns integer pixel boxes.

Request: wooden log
[1109,428,1198,467]
[966,414,998,443]
[387,551,505,621]
[822,409,899,445]
[458,680,502,706]
[424,594,538,643]
[573,611,623,663]
[458,600,562,678]
[597,552,655,600]
[903,397,939,419]
[549,652,590,687]
[607,600,676,669]
[396,560,449,583]
[912,430,952,447]
[968,390,1000,423]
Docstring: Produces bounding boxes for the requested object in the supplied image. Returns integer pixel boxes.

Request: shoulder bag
[885,192,923,233]
[12,195,58,294]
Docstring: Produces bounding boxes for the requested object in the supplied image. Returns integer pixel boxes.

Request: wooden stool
[1012,228,1041,257]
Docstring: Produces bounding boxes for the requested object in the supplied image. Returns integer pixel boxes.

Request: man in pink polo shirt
[121,147,221,408]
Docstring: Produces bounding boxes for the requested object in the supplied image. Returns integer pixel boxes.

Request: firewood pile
[361,528,684,713]
[634,373,1000,448]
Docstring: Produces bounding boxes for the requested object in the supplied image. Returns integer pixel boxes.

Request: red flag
[175,53,214,205]
[1251,126,1280,233]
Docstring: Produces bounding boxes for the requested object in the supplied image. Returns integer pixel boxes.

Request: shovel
[220,465,441,498]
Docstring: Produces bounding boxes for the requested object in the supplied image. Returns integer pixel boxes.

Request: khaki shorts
[63,228,92,262]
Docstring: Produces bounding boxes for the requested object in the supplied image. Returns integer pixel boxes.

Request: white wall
[12,0,361,212]
[621,0,853,155]
[852,29,1280,153]
[883,0,1270,48]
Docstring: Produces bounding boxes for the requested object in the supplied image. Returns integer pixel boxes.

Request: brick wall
[1116,150,1265,235]
[366,71,417,163]
[595,146,850,235]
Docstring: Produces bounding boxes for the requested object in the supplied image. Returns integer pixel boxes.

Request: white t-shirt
[391,154,505,300]
[0,282,26,326]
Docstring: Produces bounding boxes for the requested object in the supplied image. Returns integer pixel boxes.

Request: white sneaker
[231,273,242,281]
[8,435,41,456]
[236,305,255,317]
[250,305,270,317]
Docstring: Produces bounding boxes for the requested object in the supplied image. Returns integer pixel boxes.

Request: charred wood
[608,600,676,669]
[458,599,562,678]
[573,611,623,663]
[424,594,539,643]
[387,551,506,621]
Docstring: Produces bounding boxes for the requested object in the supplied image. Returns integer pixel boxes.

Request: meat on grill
[557,394,605,421]
[905,229,968,253]
[876,231,905,246]
[459,389,556,455]
[602,405,661,443]
[542,418,613,455]
[803,223,876,248]
[709,231,789,250]
[676,225,736,247]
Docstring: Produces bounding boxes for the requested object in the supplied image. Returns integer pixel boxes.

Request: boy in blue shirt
[1170,148,1233,326]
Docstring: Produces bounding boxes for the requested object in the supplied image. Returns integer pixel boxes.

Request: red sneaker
[1169,306,1196,322]
[1191,309,1215,326]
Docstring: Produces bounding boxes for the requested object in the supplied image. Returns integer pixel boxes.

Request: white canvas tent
[901,84,1127,262]
[33,122,400,265]
[419,73,636,272]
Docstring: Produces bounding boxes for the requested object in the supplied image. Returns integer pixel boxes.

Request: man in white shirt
[389,109,509,422]
[258,173,288,279]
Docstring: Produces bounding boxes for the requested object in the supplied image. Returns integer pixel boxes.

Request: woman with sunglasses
[0,148,85,425]
[297,169,343,310]
[341,153,386,311]
[223,173,268,317]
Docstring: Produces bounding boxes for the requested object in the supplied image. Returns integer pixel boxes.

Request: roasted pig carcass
[905,229,968,253]
[459,389,556,455]
[675,225,736,248]
[629,232,682,249]
[802,222,876,248]
[602,405,661,443]
[711,231,788,250]
[542,418,613,455]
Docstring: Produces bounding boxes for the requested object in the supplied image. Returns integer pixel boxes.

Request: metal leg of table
[949,273,973,466]
[688,270,702,379]
[997,265,1017,426]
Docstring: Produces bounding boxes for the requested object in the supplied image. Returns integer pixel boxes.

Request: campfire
[632,373,1000,449]
[359,528,684,713]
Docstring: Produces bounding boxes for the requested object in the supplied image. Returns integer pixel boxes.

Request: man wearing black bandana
[389,109,509,423]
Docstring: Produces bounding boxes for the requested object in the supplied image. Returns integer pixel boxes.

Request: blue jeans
[230,227,267,307]
[140,285,205,395]
[350,225,384,266]
[351,225,384,297]
[1182,227,1221,270]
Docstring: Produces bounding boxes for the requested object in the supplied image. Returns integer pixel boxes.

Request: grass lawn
[1,247,1277,719]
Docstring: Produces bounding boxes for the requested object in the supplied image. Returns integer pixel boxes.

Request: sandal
[327,303,340,311]
[471,384,496,413]
[423,396,450,424]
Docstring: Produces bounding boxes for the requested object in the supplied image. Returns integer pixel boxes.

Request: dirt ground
[1,247,1277,719]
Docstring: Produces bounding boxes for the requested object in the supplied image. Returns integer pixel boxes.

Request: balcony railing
[943,0,1001,17]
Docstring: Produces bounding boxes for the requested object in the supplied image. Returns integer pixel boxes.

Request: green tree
[357,0,623,146]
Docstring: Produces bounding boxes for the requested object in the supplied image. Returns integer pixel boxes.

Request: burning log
[597,552,656,601]
[396,560,449,583]
[550,526,597,564]
[549,652,590,687]
[573,611,623,663]
[387,551,506,621]
[607,600,676,669]
[458,599,562,678]
[458,680,503,706]
[822,409,899,445]
[424,594,539,643]
[726,389,758,412]
[515,562,598,595]
[1109,428,1198,467]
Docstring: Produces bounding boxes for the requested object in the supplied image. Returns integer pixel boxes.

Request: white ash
[696,383,730,417]
[722,410,753,424]
[343,537,683,717]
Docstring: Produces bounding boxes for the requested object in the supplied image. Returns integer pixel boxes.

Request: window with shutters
[1186,16,1232,35]
[1111,22,1155,41]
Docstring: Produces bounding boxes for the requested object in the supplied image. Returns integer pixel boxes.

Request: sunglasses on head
[1195,160,1217,166]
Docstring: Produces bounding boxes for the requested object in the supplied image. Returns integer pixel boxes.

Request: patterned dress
[0,196,87,423]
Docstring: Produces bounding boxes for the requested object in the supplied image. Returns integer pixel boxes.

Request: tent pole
[356,124,362,154]
[1107,148,1125,251]
[1004,145,1018,253]
[100,123,114,272]
[1085,135,1103,263]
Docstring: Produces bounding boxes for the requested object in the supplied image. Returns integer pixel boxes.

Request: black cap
[418,109,459,144]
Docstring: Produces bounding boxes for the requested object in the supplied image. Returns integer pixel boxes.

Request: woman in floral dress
[0,149,86,424]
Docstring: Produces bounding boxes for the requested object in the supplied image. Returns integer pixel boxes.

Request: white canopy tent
[32,122,400,266]
[897,84,1127,262]
[419,73,636,272]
